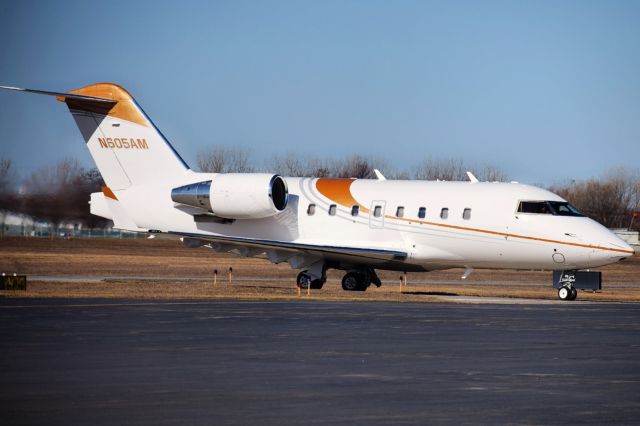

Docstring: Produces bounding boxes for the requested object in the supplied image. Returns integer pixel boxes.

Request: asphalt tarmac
[1,299,639,425]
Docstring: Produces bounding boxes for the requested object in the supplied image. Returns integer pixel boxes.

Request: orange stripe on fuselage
[388,215,634,255]
[315,178,369,213]
[313,178,633,255]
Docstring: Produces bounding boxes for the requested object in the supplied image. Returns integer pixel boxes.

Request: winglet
[373,169,386,181]
[466,171,479,183]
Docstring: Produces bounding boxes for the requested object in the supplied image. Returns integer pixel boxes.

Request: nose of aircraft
[608,238,634,256]
[618,238,634,257]
[595,229,635,264]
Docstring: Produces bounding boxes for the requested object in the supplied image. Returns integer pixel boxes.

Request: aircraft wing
[171,231,408,269]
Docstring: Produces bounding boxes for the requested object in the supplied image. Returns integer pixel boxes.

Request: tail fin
[1,83,189,190]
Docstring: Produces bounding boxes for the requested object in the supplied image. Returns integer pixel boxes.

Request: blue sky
[1,0,639,184]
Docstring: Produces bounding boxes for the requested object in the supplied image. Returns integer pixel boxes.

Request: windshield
[548,201,584,216]
[517,201,584,217]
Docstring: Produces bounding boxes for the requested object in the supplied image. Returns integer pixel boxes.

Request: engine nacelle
[171,173,288,219]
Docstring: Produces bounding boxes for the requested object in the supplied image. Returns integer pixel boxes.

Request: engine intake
[171,174,288,220]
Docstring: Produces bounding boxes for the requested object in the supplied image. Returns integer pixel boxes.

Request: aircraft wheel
[569,287,578,301]
[557,286,571,301]
[296,271,311,289]
[342,272,367,292]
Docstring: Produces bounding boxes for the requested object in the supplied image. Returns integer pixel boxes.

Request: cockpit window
[548,201,584,217]
[517,201,584,217]
[518,201,551,214]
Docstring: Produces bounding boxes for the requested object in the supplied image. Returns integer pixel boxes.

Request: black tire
[342,272,366,292]
[558,286,570,300]
[296,271,310,289]
[569,287,578,301]
[310,278,325,290]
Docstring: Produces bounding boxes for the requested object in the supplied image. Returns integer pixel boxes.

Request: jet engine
[171,173,288,220]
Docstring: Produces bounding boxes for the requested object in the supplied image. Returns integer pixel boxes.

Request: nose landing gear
[553,270,601,301]
[557,286,577,301]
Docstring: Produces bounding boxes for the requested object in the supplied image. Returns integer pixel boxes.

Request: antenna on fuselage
[373,169,386,181]
[466,171,479,183]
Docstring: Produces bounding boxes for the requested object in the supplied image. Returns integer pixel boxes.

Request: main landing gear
[296,270,326,290]
[296,267,382,292]
[341,269,381,292]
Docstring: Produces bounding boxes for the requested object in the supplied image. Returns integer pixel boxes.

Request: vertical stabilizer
[57,83,189,189]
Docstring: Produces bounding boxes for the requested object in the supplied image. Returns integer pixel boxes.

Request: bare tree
[20,158,82,232]
[0,158,16,208]
[550,166,640,229]
[412,158,508,182]
[335,154,373,178]
[306,157,333,178]
[19,159,108,234]
[267,153,307,177]
[473,164,509,182]
[327,154,392,179]
[266,153,391,179]
[0,158,17,237]
[413,158,467,181]
[196,147,254,173]
[0,158,15,194]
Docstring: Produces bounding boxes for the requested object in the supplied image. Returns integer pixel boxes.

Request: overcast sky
[1,0,638,184]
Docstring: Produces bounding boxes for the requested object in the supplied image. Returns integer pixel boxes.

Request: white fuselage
[2,82,632,276]
[116,172,634,272]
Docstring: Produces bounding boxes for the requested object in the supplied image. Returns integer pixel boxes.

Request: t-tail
[0,83,190,190]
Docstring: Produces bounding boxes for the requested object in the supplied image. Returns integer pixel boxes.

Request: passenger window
[418,207,426,219]
[351,205,359,216]
[307,204,316,216]
[396,206,404,218]
[463,208,471,220]
[329,204,337,216]
[373,205,382,218]
[440,208,449,219]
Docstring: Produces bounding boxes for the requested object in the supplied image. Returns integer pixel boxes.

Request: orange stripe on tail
[102,186,118,200]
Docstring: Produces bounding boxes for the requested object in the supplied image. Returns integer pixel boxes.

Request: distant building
[612,229,640,248]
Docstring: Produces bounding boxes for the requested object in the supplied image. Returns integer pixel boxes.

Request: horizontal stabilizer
[0,85,115,104]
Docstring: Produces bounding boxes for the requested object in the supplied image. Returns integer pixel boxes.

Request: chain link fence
[0,222,141,239]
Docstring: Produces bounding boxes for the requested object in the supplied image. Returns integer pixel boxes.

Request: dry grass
[0,237,638,303]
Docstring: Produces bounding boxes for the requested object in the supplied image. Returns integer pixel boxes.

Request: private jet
[1,83,634,300]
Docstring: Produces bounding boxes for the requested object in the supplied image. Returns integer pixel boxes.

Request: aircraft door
[369,201,386,229]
